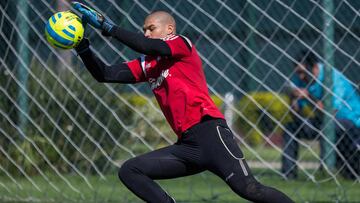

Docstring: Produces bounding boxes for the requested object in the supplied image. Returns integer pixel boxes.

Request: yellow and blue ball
[45,11,84,49]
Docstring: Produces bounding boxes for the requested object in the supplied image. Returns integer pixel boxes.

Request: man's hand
[292,88,309,99]
[315,101,324,110]
[72,1,114,34]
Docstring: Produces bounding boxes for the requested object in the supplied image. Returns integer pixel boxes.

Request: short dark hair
[295,50,319,69]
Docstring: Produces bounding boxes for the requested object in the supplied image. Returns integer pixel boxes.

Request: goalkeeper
[72,2,294,203]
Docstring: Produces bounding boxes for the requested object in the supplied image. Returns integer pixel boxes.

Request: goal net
[0,0,359,202]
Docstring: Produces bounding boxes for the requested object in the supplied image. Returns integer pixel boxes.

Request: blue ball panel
[46,23,74,46]
[68,25,76,31]
[51,16,56,24]
[62,29,75,38]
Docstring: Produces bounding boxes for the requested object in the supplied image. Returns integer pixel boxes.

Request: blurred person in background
[71,2,294,203]
[282,50,360,180]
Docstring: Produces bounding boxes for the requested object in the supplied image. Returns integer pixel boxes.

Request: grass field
[0,169,358,203]
[1,143,358,202]
[242,140,321,162]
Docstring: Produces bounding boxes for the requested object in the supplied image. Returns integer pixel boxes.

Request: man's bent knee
[118,158,140,183]
[227,174,266,201]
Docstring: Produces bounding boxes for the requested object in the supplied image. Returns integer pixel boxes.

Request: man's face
[312,65,319,78]
[143,15,173,39]
[295,63,319,83]
[295,64,309,82]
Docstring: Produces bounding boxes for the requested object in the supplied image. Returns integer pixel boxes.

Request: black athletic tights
[118,118,294,203]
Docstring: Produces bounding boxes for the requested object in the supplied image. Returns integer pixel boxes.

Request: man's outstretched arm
[72,1,171,56]
[75,38,136,83]
[107,26,172,56]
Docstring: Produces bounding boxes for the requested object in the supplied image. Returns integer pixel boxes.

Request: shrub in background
[234,91,292,146]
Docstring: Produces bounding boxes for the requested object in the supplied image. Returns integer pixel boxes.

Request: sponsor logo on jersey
[149,69,170,90]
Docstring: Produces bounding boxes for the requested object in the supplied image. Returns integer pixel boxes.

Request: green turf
[0,170,358,203]
[242,141,321,162]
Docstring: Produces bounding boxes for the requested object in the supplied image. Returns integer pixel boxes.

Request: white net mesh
[0,0,359,202]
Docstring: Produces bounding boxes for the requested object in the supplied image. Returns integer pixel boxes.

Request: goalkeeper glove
[72,1,114,34]
[75,38,90,54]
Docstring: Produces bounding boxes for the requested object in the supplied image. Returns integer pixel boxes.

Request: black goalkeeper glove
[74,38,90,54]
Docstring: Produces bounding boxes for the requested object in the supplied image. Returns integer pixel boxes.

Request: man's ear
[167,24,175,35]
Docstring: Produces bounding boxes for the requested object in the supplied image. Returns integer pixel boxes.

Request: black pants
[281,117,323,178]
[282,117,360,179]
[119,119,293,203]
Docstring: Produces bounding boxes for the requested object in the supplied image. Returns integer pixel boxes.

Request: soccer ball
[45,11,84,49]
